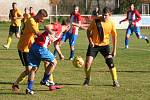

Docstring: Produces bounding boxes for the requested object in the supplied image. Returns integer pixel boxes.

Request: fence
[0,14,150,29]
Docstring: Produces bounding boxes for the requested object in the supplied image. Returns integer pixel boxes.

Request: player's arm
[61,25,70,33]
[30,19,40,36]
[119,11,128,24]
[133,10,141,23]
[72,21,81,27]
[44,24,53,34]
[9,10,14,20]
[111,23,117,57]
[14,10,23,20]
[72,14,81,27]
[87,21,94,47]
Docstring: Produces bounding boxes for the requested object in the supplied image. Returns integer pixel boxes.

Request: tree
[114,0,142,14]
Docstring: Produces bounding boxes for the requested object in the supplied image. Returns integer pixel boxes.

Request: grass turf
[0,22,150,100]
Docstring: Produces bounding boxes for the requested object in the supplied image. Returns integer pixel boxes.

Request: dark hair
[29,6,33,10]
[37,9,48,17]
[102,7,112,15]
[61,19,69,25]
[12,2,17,5]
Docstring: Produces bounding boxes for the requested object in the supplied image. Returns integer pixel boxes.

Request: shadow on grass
[0,87,25,95]
[96,70,150,73]
[35,89,50,92]
[56,83,81,86]
[0,92,25,95]
[0,48,17,51]
[93,84,114,87]
[55,83,114,87]
[0,58,19,60]
[0,81,13,85]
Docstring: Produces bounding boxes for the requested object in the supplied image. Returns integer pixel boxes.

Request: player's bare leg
[83,56,93,86]
[12,66,32,92]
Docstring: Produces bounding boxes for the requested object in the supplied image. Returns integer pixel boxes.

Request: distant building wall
[0,0,51,21]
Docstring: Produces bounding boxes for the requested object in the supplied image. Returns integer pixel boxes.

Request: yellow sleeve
[17,9,23,17]
[29,18,39,34]
[111,22,117,37]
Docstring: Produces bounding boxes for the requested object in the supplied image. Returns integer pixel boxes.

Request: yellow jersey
[23,13,31,22]
[87,16,117,46]
[17,17,39,52]
[9,8,22,26]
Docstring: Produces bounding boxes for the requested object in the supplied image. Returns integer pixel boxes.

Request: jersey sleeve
[133,10,141,22]
[77,14,81,22]
[30,18,39,34]
[17,9,23,17]
[111,21,117,37]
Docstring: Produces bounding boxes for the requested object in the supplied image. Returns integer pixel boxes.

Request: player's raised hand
[119,21,122,24]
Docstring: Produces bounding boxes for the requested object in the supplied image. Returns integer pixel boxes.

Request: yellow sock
[110,67,118,81]
[7,36,12,48]
[15,71,27,84]
[84,67,91,79]
[49,74,54,82]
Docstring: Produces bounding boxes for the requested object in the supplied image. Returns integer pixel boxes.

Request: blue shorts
[61,31,78,46]
[126,26,141,37]
[28,43,55,67]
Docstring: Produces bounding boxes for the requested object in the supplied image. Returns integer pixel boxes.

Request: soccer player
[12,9,48,92]
[22,8,30,23]
[119,3,149,49]
[26,22,69,94]
[3,2,23,49]
[53,20,70,60]
[21,7,30,35]
[83,7,120,87]
[92,7,100,17]
[61,6,81,60]
[29,6,36,17]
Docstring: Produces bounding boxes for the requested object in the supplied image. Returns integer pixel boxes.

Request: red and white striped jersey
[69,12,81,35]
[127,9,141,26]
[35,23,62,48]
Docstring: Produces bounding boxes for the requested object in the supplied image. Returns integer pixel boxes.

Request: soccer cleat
[69,57,74,61]
[3,44,9,50]
[12,83,20,92]
[49,85,64,91]
[26,88,34,95]
[125,45,129,49]
[83,78,90,86]
[145,38,149,43]
[40,80,55,87]
[113,80,120,87]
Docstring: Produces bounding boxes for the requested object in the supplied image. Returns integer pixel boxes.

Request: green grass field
[0,22,150,100]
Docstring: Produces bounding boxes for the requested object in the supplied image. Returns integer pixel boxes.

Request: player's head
[29,6,34,13]
[130,3,135,11]
[35,9,48,23]
[102,7,112,21]
[24,7,29,14]
[74,6,79,14]
[12,2,17,9]
[95,7,99,12]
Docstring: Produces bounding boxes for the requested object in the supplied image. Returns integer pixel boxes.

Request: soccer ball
[72,56,84,68]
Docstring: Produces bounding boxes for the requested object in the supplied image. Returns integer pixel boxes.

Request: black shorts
[9,25,20,34]
[86,45,111,58]
[18,50,29,66]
